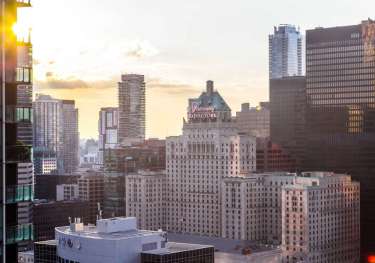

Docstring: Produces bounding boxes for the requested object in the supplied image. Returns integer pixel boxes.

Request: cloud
[35,75,197,96]
[35,77,116,90]
[147,78,199,95]
[125,41,159,59]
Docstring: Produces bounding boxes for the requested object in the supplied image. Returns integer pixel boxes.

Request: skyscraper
[62,100,79,174]
[166,81,256,236]
[269,76,306,168]
[33,95,79,174]
[98,107,118,167]
[118,74,145,146]
[269,24,304,79]
[33,94,63,174]
[0,0,34,261]
[305,19,375,258]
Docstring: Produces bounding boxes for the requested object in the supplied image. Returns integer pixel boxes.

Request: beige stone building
[221,172,360,263]
[165,81,257,237]
[125,170,166,230]
[282,172,360,263]
[222,172,296,243]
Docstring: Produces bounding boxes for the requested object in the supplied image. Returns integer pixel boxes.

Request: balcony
[6,224,33,244]
[17,0,32,8]
[5,184,34,204]
[5,105,33,124]
[16,67,32,84]
[5,143,32,163]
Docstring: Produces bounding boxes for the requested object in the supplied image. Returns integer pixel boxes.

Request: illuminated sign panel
[188,102,217,120]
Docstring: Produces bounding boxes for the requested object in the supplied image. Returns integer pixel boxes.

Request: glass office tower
[269,24,304,79]
[0,0,34,261]
[305,19,375,259]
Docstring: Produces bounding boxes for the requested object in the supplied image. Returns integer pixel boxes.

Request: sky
[16,0,375,139]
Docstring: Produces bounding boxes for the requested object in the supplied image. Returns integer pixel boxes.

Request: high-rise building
[104,139,165,173]
[33,96,79,174]
[125,171,166,230]
[62,100,79,174]
[118,74,146,146]
[222,172,296,243]
[269,76,306,168]
[282,172,360,262]
[103,172,126,218]
[221,172,360,262]
[269,24,304,79]
[166,81,256,237]
[103,139,165,218]
[305,20,375,257]
[78,172,104,224]
[0,0,34,260]
[98,107,118,167]
[33,94,63,174]
[235,102,270,138]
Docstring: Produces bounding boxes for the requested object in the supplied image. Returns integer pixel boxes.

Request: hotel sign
[188,102,217,120]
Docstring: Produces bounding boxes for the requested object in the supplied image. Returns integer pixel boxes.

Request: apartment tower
[118,74,145,146]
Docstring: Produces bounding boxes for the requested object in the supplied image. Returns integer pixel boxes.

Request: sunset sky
[16,0,375,139]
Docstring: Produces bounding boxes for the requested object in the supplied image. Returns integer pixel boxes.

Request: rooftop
[167,233,278,255]
[142,242,213,255]
[35,239,57,246]
[56,217,165,241]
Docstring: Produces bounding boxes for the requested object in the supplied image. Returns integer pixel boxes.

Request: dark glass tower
[1,0,33,261]
[269,76,306,168]
[305,19,375,258]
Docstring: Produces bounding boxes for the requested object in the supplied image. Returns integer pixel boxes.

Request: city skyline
[15,0,375,139]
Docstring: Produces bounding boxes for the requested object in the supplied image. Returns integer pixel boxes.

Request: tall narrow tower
[118,74,145,146]
[1,0,34,261]
[62,100,79,174]
[269,24,304,79]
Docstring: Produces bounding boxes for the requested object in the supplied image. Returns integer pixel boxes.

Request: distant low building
[56,184,79,201]
[235,102,270,138]
[256,138,296,172]
[35,174,80,201]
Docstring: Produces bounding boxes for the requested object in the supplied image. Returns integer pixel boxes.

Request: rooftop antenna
[97,202,102,220]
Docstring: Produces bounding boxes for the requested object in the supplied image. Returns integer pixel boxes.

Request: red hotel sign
[188,102,217,120]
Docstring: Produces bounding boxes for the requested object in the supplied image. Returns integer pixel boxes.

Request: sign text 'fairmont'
[188,102,217,120]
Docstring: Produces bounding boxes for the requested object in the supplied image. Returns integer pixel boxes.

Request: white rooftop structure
[56,217,166,263]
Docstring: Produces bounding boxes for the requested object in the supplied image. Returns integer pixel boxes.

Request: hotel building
[165,81,257,236]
